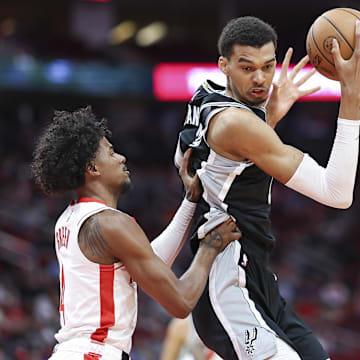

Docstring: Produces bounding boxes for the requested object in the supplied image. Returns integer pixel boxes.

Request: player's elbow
[167,301,192,319]
[330,195,353,209]
[170,309,190,319]
[336,199,352,209]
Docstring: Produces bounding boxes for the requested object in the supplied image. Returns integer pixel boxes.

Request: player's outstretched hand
[179,148,202,203]
[266,47,321,128]
[201,218,242,254]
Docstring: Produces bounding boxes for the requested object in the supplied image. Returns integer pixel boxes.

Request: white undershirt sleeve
[285,118,360,209]
[150,198,196,266]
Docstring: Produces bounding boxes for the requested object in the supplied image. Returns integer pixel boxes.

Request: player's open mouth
[251,89,266,97]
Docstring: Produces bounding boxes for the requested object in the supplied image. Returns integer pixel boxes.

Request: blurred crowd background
[1,0,360,359]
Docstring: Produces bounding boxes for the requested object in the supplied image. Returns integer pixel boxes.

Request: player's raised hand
[332,21,360,93]
[201,218,242,254]
[266,47,320,128]
[333,20,360,120]
[179,148,202,203]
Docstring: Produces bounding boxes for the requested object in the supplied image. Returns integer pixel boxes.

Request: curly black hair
[218,16,278,59]
[32,106,111,195]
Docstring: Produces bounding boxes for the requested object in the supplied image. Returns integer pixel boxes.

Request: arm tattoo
[78,215,113,258]
[202,229,224,249]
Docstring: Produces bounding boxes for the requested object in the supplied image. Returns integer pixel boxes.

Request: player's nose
[118,154,127,164]
[252,70,265,84]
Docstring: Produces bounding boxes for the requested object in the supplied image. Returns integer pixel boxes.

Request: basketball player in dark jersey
[174,16,360,360]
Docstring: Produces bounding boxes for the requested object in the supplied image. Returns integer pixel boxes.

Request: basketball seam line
[311,25,335,67]
[338,8,360,21]
[322,15,354,51]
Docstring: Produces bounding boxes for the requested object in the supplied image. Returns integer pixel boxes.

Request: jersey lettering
[184,104,200,126]
[56,226,70,250]
[190,123,204,147]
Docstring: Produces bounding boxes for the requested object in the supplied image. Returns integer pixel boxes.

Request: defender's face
[219,42,276,106]
[94,137,131,194]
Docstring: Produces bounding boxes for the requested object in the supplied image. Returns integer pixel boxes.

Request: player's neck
[224,87,248,105]
[76,186,118,209]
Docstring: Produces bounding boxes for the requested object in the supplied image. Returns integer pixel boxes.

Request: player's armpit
[207,107,304,184]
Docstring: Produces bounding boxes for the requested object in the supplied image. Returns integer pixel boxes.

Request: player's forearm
[151,198,196,266]
[286,117,360,208]
[147,244,218,319]
[176,244,218,316]
[339,91,360,120]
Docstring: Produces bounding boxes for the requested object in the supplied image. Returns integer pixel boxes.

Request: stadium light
[136,22,167,47]
[109,21,137,45]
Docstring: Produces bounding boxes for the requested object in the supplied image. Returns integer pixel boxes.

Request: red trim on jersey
[76,197,108,206]
[90,264,115,343]
[60,267,65,325]
[84,353,101,360]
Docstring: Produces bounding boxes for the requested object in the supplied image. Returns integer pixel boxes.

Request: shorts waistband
[53,338,130,360]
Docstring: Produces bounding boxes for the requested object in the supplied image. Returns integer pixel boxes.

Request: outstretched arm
[96,211,241,318]
[208,23,360,209]
[151,148,201,266]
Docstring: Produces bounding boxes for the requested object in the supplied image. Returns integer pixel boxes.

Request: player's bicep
[96,211,153,262]
[219,109,304,183]
[242,121,303,183]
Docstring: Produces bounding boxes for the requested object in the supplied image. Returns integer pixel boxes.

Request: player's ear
[86,162,99,176]
[218,56,229,75]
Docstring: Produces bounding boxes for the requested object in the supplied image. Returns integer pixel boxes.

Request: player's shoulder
[91,209,137,232]
[215,106,258,126]
[87,209,147,252]
[190,80,229,104]
[210,106,267,143]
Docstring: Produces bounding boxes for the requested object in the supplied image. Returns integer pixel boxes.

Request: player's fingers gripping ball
[306,7,359,80]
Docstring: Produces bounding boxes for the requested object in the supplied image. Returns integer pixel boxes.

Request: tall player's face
[219,42,276,106]
[93,137,132,194]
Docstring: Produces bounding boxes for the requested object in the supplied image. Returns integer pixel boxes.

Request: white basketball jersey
[54,197,137,354]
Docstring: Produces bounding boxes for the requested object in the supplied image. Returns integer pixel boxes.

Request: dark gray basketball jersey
[175,80,275,251]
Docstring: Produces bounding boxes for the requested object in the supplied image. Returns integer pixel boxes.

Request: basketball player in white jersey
[31,106,241,360]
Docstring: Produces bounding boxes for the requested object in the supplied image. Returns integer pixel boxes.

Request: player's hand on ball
[332,20,360,92]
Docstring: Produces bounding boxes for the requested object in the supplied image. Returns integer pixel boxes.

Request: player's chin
[248,96,267,106]
[119,178,133,194]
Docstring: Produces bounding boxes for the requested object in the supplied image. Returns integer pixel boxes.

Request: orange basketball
[306,8,360,80]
